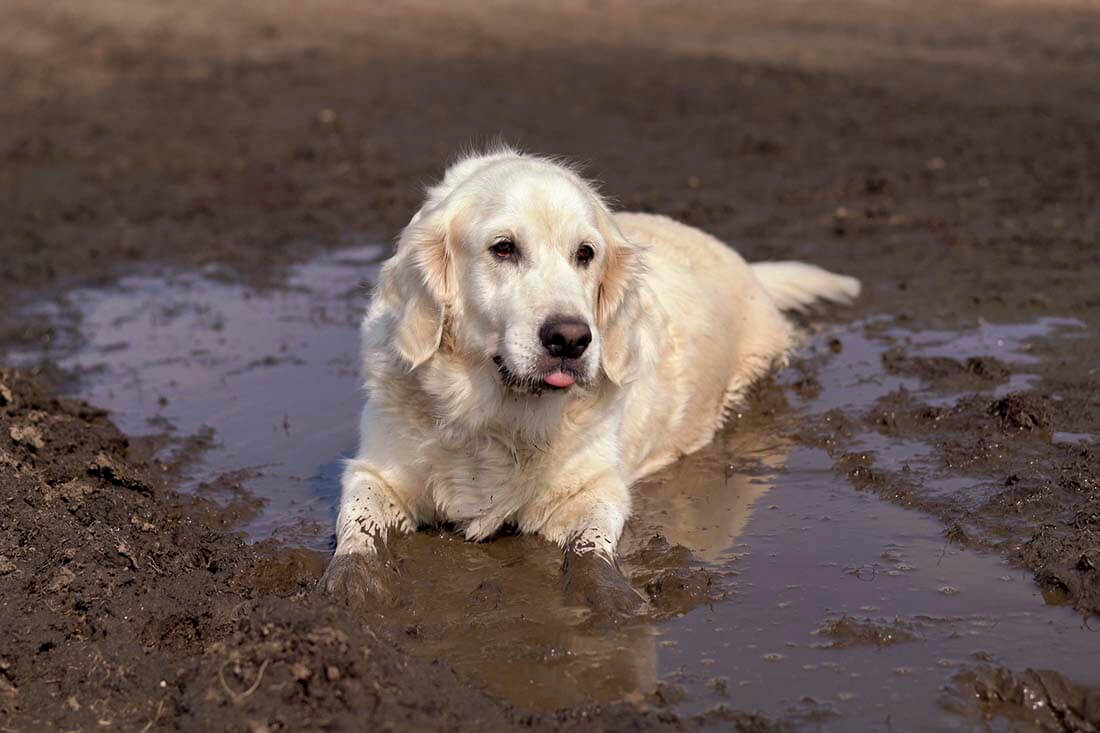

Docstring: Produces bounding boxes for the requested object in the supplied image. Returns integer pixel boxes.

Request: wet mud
[6,247,1100,731]
[947,666,1100,732]
[3,1,1100,730]
[0,368,761,732]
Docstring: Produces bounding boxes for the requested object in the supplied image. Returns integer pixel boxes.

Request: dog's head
[380,148,644,394]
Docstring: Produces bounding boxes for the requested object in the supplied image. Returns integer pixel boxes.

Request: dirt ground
[2,0,1100,729]
[0,367,776,731]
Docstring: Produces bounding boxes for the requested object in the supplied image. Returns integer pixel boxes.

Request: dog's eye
[490,239,518,260]
[575,244,595,267]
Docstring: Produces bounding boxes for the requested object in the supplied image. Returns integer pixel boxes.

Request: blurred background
[3,0,1098,317]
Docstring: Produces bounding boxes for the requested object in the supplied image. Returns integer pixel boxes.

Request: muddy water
[5,246,1097,730]
[5,246,386,546]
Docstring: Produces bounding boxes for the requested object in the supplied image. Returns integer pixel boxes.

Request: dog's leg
[319,458,421,608]
[335,459,417,552]
[535,475,647,617]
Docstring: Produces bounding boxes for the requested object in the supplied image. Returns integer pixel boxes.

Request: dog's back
[611,211,858,481]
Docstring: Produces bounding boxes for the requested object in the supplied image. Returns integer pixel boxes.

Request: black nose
[539,316,592,359]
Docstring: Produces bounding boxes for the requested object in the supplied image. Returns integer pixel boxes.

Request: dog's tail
[750,261,861,312]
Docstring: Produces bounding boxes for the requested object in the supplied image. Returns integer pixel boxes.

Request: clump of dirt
[625,533,723,618]
[870,388,1051,446]
[792,407,857,452]
[882,348,1011,391]
[813,616,920,649]
[945,666,1100,732]
[0,368,774,731]
[1018,515,1100,614]
[990,393,1055,433]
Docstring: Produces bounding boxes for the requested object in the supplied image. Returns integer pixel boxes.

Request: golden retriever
[321,147,859,611]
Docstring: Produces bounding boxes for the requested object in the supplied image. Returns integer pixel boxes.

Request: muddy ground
[2,0,1100,730]
[1,367,768,731]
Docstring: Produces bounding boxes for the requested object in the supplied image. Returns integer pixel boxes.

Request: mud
[813,616,920,649]
[3,0,1100,730]
[855,366,1100,615]
[0,368,763,731]
[6,259,1100,731]
[947,666,1100,732]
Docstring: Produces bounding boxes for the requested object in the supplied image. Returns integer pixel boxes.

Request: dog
[320,147,859,611]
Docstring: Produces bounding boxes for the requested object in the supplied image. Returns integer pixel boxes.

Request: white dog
[321,147,859,611]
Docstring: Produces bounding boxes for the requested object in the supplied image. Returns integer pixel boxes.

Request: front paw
[562,548,647,619]
[317,553,399,609]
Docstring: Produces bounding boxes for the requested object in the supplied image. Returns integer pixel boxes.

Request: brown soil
[947,666,1100,731]
[812,616,920,649]
[848,382,1100,614]
[3,0,1100,729]
[0,368,772,731]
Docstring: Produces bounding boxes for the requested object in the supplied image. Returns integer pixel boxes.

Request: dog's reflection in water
[374,417,790,709]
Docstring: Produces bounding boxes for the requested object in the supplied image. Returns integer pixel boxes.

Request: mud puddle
[4,244,387,547]
[4,248,1097,730]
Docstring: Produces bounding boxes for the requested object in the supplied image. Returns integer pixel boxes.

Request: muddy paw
[317,553,398,609]
[562,548,647,618]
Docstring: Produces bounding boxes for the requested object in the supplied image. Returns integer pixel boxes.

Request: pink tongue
[544,371,576,388]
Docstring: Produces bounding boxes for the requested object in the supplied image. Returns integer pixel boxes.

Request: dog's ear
[595,208,647,386]
[383,206,455,369]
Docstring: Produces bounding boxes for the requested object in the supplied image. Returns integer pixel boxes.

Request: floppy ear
[595,209,646,386]
[384,207,455,369]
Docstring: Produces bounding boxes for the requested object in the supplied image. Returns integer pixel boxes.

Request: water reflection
[372,412,791,710]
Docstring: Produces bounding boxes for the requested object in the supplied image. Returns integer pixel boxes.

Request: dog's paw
[317,553,399,609]
[561,548,646,619]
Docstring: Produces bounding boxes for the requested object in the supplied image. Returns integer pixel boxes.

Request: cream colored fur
[329,148,859,572]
